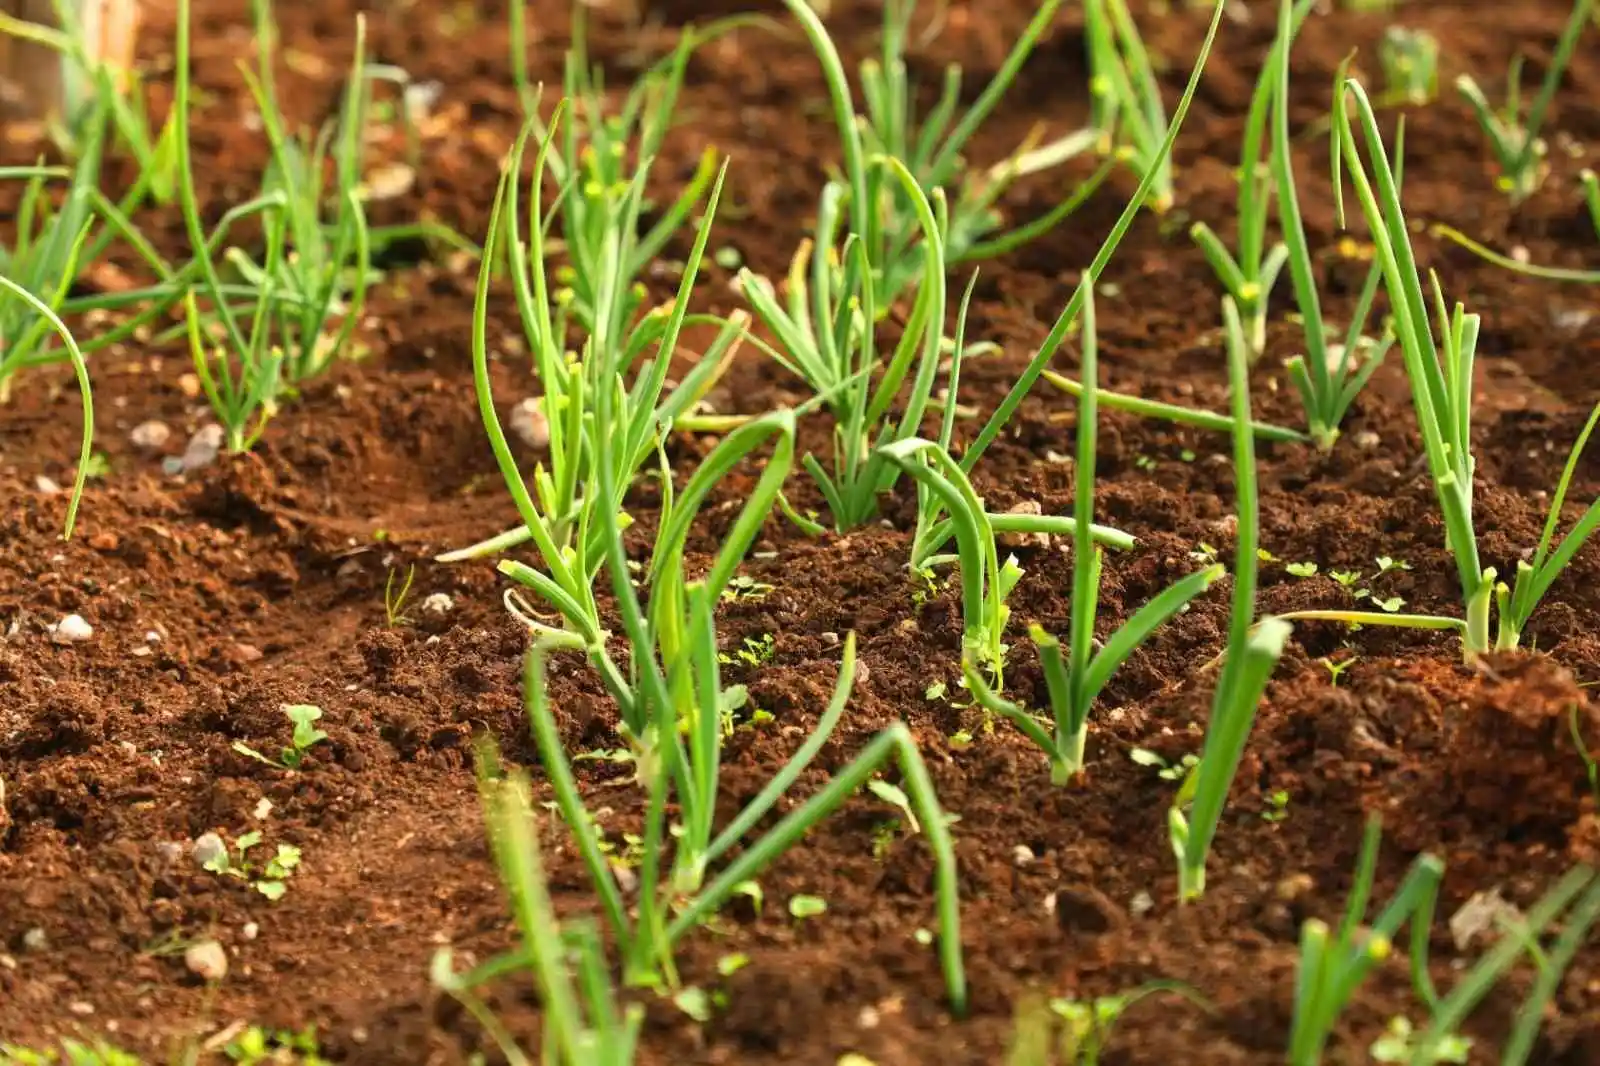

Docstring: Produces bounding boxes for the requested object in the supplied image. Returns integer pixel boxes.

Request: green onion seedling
[433,755,643,1066]
[879,436,1031,683]
[171,0,377,450]
[0,269,93,539]
[905,0,1227,574]
[1040,370,1308,444]
[1273,0,1394,449]
[0,0,180,204]
[1190,0,1314,357]
[227,0,375,385]
[963,281,1224,783]
[521,625,967,1011]
[508,0,754,334]
[1288,817,1444,1065]
[1324,77,1600,658]
[1454,0,1595,203]
[1430,220,1600,283]
[740,155,947,530]
[1168,297,1292,902]
[1086,0,1191,214]
[783,0,1105,305]
[488,332,969,1006]
[439,104,740,630]
[1378,27,1440,106]
[1585,170,1600,237]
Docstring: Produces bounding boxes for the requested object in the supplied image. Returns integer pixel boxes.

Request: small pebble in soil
[998,500,1049,550]
[178,424,226,473]
[50,614,94,644]
[421,592,454,615]
[242,922,259,942]
[1129,890,1155,917]
[821,631,839,646]
[35,475,61,495]
[20,927,48,952]
[68,1001,94,1016]
[1011,844,1036,868]
[510,397,550,450]
[1274,873,1314,901]
[129,420,171,450]
[1353,430,1380,450]
[191,832,226,869]
[1047,885,1124,937]
[185,939,228,981]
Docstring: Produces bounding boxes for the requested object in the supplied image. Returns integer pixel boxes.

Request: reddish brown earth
[4,0,1600,1062]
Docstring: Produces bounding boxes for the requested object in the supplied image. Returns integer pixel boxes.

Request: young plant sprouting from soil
[1085,0,1190,214]
[1378,27,1440,106]
[0,214,95,538]
[512,559,967,1006]
[1288,817,1445,1065]
[782,0,1107,305]
[962,282,1225,783]
[1006,982,1210,1066]
[1189,0,1313,357]
[894,0,1226,578]
[432,753,643,1066]
[1293,822,1600,1066]
[227,0,376,383]
[1585,170,1600,237]
[1454,0,1595,204]
[1168,297,1293,902]
[739,154,947,531]
[1271,0,1394,449]
[171,0,375,451]
[878,435,1028,683]
[1310,77,1600,658]
[507,0,745,333]
[439,106,738,622]
[0,0,179,203]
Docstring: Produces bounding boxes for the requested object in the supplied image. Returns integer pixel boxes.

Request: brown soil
[4,0,1600,1063]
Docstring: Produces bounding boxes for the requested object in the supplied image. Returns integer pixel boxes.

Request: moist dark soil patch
[4,0,1600,1063]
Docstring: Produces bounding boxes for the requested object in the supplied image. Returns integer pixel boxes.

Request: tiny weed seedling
[1454,0,1594,203]
[384,564,417,627]
[1130,748,1200,783]
[964,281,1223,781]
[1006,982,1210,1066]
[233,704,330,771]
[204,830,303,900]
[1167,297,1292,901]
[1369,1017,1470,1064]
[0,1040,141,1066]
[788,894,828,921]
[223,1025,330,1066]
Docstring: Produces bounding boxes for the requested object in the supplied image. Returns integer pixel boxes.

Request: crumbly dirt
[3,0,1600,1063]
